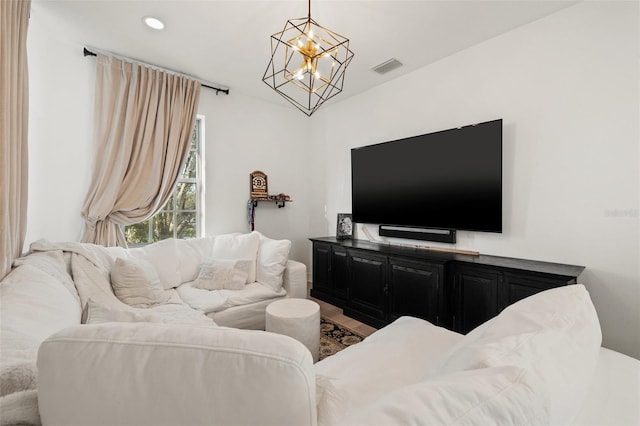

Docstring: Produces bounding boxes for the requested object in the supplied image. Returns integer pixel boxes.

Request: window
[124,116,204,245]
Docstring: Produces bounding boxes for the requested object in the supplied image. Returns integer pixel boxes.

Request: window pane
[152,212,174,241]
[191,125,198,151]
[162,194,174,211]
[125,221,150,245]
[181,151,197,179]
[175,182,197,210]
[176,212,196,239]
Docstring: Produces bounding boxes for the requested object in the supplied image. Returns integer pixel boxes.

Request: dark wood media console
[310,237,585,333]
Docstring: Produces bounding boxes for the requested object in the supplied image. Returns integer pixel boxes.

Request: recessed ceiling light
[143,16,164,30]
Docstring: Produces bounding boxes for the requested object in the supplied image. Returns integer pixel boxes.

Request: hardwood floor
[309,296,377,337]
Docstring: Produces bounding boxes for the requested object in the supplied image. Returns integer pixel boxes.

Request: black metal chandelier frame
[262,0,354,116]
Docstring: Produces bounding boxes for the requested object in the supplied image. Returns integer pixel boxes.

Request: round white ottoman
[266,299,320,362]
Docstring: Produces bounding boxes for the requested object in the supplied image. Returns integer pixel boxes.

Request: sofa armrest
[283,259,307,299]
[37,323,317,426]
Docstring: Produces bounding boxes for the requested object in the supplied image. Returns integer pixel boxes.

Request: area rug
[319,317,365,362]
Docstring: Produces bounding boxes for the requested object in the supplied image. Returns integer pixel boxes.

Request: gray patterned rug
[319,317,365,361]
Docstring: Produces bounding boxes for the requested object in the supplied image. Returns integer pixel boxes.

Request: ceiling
[31,0,579,111]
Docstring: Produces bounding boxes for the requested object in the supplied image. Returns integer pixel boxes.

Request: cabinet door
[347,251,387,322]
[388,258,443,325]
[311,243,331,296]
[502,273,570,310]
[454,266,501,334]
[331,246,349,300]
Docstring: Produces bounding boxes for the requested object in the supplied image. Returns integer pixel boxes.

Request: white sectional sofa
[0,231,307,426]
[36,284,640,426]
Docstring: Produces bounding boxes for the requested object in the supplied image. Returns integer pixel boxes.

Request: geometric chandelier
[262,0,354,116]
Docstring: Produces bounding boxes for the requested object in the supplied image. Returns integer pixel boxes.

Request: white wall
[26,5,313,267]
[311,1,640,358]
[26,6,94,245]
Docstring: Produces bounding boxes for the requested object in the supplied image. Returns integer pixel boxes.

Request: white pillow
[254,231,291,292]
[210,233,260,282]
[192,259,251,291]
[111,257,170,308]
[128,238,181,289]
[336,366,549,426]
[434,284,601,425]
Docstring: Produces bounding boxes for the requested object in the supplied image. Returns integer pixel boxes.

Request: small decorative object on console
[336,213,353,240]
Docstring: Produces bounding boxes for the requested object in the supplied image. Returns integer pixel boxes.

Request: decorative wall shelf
[250,196,292,209]
[247,195,292,231]
[247,171,291,231]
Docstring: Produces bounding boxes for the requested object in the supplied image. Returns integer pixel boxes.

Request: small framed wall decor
[336,213,353,240]
[250,171,268,199]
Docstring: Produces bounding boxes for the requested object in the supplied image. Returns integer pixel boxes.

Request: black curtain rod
[83,47,229,95]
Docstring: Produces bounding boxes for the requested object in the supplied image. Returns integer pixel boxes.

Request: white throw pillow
[192,259,251,291]
[111,257,170,308]
[433,284,601,425]
[336,366,549,426]
[254,231,291,292]
[210,233,260,283]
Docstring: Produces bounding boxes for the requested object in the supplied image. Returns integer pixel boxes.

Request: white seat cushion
[177,282,286,314]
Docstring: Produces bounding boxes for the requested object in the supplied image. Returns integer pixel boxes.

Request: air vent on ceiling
[371,58,403,75]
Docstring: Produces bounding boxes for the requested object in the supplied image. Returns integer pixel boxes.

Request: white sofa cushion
[0,259,81,418]
[128,238,181,289]
[84,299,216,327]
[211,232,260,283]
[433,284,602,425]
[254,231,291,292]
[12,250,79,302]
[111,257,171,308]
[175,237,216,283]
[177,282,286,315]
[336,366,549,426]
[37,323,317,426]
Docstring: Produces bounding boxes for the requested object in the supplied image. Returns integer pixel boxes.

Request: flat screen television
[351,119,502,233]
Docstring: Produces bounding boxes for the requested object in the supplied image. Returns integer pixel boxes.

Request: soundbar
[379,225,456,244]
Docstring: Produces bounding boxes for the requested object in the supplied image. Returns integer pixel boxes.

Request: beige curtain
[80,54,201,247]
[0,0,30,279]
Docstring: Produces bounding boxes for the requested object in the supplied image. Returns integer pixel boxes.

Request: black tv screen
[351,119,502,233]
